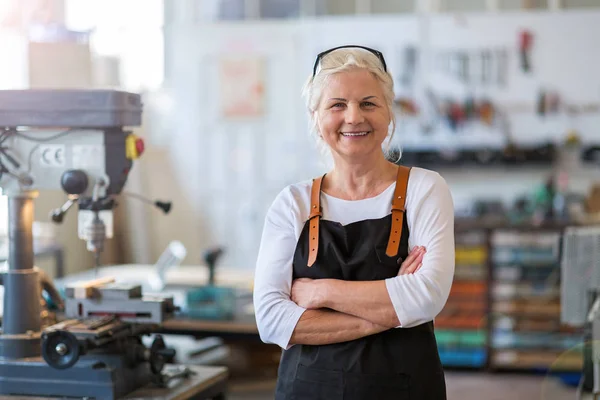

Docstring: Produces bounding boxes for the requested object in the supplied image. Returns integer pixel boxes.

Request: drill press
[0,90,221,399]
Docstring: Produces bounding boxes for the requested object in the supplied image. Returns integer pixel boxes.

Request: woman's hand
[398,246,426,275]
[291,278,324,309]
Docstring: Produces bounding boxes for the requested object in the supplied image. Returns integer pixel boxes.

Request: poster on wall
[219,55,265,118]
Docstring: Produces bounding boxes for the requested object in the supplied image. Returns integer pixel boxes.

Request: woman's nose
[345,104,364,124]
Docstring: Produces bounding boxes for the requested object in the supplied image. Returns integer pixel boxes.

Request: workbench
[0,365,228,400]
[50,264,279,372]
[160,317,259,342]
[53,264,259,336]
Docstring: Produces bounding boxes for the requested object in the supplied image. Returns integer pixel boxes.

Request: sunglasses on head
[312,45,387,77]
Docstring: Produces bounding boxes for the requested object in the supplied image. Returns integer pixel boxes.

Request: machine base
[0,356,151,400]
[0,363,228,400]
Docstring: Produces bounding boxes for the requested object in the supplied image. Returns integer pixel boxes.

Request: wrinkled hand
[291,278,323,309]
[398,246,426,275]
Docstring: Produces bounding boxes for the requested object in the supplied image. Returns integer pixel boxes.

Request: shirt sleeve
[253,188,306,349]
[385,170,455,328]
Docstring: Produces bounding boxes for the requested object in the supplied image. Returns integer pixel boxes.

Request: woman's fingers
[401,252,423,275]
[399,246,426,275]
[414,261,424,273]
[399,246,421,272]
[400,245,422,266]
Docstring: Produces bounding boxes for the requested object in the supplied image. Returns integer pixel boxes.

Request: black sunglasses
[312,45,387,77]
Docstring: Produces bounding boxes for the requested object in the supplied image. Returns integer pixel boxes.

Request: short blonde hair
[301,47,397,161]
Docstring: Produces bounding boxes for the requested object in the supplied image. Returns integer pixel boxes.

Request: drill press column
[0,191,42,359]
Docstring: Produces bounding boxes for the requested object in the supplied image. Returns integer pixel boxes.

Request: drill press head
[0,90,146,259]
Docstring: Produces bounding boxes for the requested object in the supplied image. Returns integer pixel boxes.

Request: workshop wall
[150,21,307,267]
[158,9,600,269]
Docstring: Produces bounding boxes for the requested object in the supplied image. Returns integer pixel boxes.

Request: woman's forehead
[322,70,383,98]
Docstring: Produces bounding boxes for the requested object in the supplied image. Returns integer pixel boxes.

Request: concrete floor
[228,372,580,400]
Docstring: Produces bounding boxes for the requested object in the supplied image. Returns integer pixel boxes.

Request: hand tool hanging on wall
[464,97,476,120]
[400,46,418,87]
[478,100,495,125]
[547,91,561,114]
[496,49,508,87]
[459,52,469,84]
[537,90,546,116]
[519,29,534,73]
[481,50,492,85]
[446,101,465,132]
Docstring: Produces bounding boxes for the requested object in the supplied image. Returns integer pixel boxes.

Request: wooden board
[161,318,258,334]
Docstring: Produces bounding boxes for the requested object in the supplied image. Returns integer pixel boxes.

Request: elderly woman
[253,45,454,400]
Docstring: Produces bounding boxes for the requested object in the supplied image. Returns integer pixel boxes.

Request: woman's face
[316,69,391,162]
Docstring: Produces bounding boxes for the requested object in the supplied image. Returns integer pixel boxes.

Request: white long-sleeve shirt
[253,167,455,350]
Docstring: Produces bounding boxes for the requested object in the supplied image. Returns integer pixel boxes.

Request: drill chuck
[85,215,106,253]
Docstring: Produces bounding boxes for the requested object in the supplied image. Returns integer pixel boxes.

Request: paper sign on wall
[219,55,265,118]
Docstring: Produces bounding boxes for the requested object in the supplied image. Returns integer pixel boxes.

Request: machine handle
[203,247,224,286]
[120,191,172,214]
[49,198,76,224]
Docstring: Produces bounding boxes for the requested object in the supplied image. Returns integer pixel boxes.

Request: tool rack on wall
[436,221,585,372]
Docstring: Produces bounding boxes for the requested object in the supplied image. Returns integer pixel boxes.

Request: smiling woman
[253,46,455,400]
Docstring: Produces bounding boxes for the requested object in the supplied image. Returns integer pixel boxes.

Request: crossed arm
[253,174,455,349]
[289,247,426,346]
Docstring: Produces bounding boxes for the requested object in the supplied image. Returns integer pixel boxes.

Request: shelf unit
[489,229,583,372]
[435,220,587,373]
[435,229,489,368]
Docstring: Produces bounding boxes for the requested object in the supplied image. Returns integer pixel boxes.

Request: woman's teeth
[341,131,369,137]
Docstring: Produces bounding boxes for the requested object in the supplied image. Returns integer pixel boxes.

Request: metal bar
[1,192,41,357]
[8,195,34,271]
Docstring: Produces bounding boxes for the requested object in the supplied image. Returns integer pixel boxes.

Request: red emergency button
[135,137,145,156]
[126,134,144,159]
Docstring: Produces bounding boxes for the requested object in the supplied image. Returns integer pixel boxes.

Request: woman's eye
[362,101,376,107]
[331,103,345,108]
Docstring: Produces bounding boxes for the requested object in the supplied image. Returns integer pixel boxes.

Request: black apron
[275,168,447,400]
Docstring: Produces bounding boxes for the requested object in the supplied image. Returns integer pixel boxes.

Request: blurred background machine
[0,89,227,399]
[561,225,600,399]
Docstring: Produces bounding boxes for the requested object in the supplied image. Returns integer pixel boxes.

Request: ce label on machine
[39,145,104,169]
[40,145,66,167]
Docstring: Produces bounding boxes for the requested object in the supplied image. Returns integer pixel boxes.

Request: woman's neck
[323,155,398,200]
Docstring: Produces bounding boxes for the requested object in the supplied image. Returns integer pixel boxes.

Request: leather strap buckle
[307,175,325,267]
[386,166,411,257]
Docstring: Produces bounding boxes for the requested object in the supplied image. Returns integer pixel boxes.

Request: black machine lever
[120,191,172,214]
[203,247,224,286]
[50,197,77,224]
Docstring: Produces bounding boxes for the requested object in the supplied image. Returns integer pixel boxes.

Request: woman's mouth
[340,131,370,137]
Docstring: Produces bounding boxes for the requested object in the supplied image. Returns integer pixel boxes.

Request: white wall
[158,7,600,269]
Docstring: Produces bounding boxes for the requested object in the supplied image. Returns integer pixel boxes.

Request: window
[65,0,164,91]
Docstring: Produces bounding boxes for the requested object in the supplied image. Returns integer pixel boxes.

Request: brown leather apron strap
[386,166,411,257]
[307,175,325,267]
